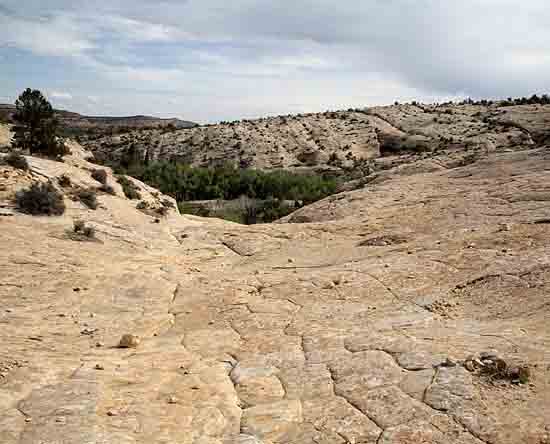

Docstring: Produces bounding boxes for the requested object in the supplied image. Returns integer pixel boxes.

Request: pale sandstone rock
[241,400,303,441]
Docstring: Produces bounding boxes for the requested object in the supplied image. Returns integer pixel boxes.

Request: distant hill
[0,103,197,137]
[81,102,550,172]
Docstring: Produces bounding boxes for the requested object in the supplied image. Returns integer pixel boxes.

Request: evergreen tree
[12,88,67,157]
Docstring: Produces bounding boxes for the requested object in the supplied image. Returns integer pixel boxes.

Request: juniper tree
[12,88,68,157]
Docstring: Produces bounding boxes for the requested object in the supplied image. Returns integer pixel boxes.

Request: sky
[1,0,549,123]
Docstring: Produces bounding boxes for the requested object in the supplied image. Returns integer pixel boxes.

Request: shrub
[73,219,96,239]
[73,219,86,232]
[5,152,29,170]
[16,182,65,215]
[328,152,340,165]
[91,169,108,184]
[99,183,116,195]
[76,189,98,210]
[58,175,72,188]
[116,175,141,200]
[156,206,169,216]
[161,199,175,208]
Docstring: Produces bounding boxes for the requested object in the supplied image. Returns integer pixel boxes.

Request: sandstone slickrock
[82,103,550,172]
[1,124,550,443]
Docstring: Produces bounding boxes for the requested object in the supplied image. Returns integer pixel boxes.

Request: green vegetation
[115,161,336,224]
[11,89,68,158]
[121,162,336,203]
[75,188,98,210]
[16,182,65,215]
[91,169,108,184]
[73,219,96,239]
[99,183,116,195]
[5,152,29,170]
[58,174,72,188]
[499,94,550,107]
[111,161,335,224]
[116,175,142,200]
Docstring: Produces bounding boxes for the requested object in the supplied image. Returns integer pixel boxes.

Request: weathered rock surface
[1,129,550,443]
[82,103,550,172]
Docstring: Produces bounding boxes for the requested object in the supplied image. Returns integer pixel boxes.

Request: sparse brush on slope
[91,169,108,184]
[16,182,65,215]
[5,151,29,170]
[116,175,142,200]
[75,188,98,210]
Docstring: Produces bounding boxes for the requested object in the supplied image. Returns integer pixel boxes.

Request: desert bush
[328,152,340,166]
[76,189,98,210]
[72,219,96,239]
[91,169,108,184]
[16,182,65,215]
[116,175,142,200]
[99,183,116,195]
[5,151,29,170]
[73,219,86,232]
[156,206,169,216]
[161,198,175,208]
[58,174,72,187]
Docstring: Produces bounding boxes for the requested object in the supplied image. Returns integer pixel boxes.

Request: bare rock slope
[84,103,550,171]
[1,131,550,443]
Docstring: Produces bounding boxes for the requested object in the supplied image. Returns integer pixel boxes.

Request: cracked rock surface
[1,139,550,443]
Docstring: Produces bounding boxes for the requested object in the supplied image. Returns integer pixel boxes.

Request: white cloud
[0,12,95,57]
[49,91,73,100]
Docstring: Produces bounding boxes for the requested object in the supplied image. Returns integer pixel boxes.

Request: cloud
[1,1,549,122]
[49,91,73,100]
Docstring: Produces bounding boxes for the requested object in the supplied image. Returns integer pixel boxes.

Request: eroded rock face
[1,134,550,443]
[81,103,550,171]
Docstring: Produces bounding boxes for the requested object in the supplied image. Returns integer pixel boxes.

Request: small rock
[95,342,104,348]
[287,258,294,263]
[80,327,97,336]
[442,357,457,367]
[94,364,104,370]
[73,288,81,292]
[118,334,140,348]
[25,417,32,423]
[168,395,178,404]
[107,409,118,417]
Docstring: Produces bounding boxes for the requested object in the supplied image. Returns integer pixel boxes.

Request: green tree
[12,88,67,157]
